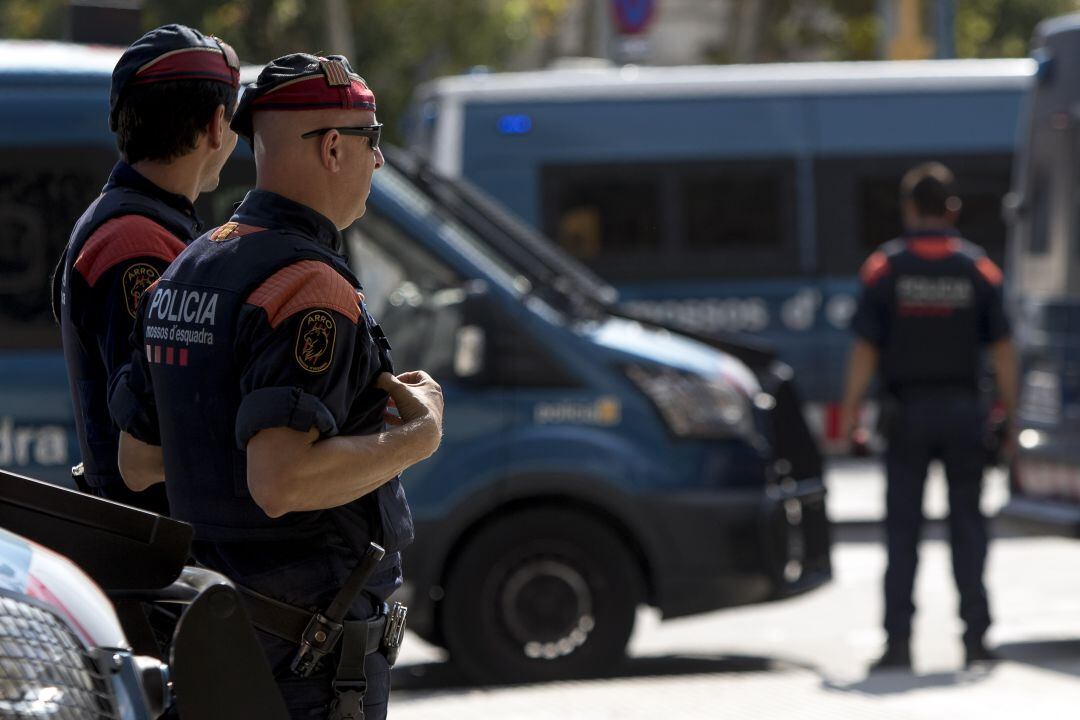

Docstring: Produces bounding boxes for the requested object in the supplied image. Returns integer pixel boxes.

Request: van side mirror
[454,325,486,377]
[450,281,578,388]
[454,282,494,382]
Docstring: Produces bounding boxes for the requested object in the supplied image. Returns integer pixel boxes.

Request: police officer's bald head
[235,54,384,229]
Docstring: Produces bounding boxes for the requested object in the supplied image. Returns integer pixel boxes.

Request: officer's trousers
[882,389,991,644]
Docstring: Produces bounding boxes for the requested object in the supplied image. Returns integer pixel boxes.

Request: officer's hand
[377,371,444,436]
[849,427,871,458]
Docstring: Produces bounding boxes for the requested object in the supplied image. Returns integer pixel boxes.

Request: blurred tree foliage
[0,0,65,37]
[4,0,1079,118]
[954,0,1078,57]
[0,0,569,141]
[724,0,1079,62]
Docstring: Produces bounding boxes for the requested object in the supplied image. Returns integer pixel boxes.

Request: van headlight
[624,365,754,439]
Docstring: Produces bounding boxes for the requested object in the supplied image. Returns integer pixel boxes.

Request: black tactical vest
[143,223,414,555]
[875,236,987,392]
[57,186,200,488]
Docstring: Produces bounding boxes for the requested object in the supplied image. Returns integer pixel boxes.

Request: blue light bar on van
[497,114,532,135]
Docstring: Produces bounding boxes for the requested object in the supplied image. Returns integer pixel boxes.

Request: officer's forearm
[841,339,879,422]
[246,417,440,518]
[990,339,1019,422]
[117,431,165,491]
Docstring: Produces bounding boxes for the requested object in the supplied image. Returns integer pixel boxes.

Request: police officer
[840,162,1018,670]
[56,24,239,513]
[110,53,444,718]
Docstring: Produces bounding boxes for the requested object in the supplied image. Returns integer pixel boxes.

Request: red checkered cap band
[133,46,240,89]
[250,74,376,113]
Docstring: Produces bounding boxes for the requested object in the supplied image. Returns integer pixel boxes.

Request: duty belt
[238,583,387,656]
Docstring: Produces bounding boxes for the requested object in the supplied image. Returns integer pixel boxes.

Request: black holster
[329,621,377,720]
[328,601,407,720]
[236,543,407,720]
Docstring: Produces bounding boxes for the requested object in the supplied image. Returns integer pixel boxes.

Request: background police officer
[56,24,239,513]
[110,53,444,718]
[840,162,1019,670]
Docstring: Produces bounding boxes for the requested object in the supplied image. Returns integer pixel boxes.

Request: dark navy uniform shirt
[851,230,1011,394]
[60,162,196,490]
[113,190,407,611]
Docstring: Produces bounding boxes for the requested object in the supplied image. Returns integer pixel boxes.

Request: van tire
[440,507,641,683]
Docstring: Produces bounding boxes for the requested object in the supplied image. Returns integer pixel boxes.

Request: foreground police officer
[110,53,443,718]
[840,163,1018,670]
[56,24,239,512]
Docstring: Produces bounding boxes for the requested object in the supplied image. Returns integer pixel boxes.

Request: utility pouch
[380,602,408,667]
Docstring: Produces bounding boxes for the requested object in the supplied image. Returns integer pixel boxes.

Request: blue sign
[611,0,656,35]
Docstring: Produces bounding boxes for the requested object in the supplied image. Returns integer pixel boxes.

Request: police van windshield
[384,148,615,321]
[371,162,530,298]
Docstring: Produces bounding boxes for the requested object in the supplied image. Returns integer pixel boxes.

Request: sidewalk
[824,458,1009,525]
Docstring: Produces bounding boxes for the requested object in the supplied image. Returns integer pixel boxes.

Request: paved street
[388,461,1080,718]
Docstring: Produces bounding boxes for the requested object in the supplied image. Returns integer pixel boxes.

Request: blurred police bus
[408,59,1033,448]
[0,41,831,683]
[1004,14,1080,534]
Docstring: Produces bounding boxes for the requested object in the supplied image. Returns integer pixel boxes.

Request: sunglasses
[300,123,382,149]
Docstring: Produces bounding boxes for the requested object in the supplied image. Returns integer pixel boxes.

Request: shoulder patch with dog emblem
[122,263,160,317]
[295,310,336,373]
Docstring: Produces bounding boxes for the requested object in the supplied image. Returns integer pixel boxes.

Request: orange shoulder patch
[859,251,891,287]
[209,222,265,242]
[73,215,187,287]
[246,260,360,328]
[975,256,1004,287]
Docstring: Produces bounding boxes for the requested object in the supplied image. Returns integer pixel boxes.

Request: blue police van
[0,40,830,682]
[1004,14,1080,534]
[408,59,1032,449]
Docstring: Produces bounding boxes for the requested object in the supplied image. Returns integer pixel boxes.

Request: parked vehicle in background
[0,41,831,684]
[1004,13,1080,534]
[408,58,1032,448]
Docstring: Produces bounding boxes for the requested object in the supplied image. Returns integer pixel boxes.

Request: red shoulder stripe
[859,251,891,287]
[908,236,959,260]
[976,256,1004,287]
[73,216,187,287]
[246,260,361,328]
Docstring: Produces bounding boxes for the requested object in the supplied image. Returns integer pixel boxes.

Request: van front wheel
[441,507,642,684]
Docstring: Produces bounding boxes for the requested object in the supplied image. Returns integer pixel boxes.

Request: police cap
[110,24,241,132]
[230,53,377,145]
